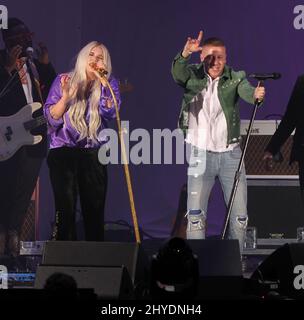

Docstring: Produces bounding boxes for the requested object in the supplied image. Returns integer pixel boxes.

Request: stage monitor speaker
[143,238,242,276]
[247,180,304,238]
[186,239,242,277]
[251,243,304,298]
[35,265,134,299]
[41,241,149,289]
[188,239,243,298]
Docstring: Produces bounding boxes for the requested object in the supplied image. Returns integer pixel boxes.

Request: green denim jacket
[172,52,256,146]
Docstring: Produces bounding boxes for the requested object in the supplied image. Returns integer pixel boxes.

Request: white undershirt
[21,63,34,104]
[186,75,238,152]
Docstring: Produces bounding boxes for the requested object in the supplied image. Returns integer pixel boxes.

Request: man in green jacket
[172,31,265,249]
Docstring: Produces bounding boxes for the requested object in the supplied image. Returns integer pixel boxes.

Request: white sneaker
[186,211,206,239]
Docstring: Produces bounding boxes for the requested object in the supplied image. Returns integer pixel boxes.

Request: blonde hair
[66,41,112,142]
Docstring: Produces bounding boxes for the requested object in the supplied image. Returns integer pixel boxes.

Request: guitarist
[0,18,56,257]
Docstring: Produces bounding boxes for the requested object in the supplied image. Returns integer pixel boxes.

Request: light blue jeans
[187,145,248,250]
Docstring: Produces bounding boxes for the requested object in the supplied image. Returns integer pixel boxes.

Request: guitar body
[0,103,43,161]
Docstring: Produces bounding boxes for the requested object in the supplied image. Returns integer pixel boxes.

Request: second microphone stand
[221,81,264,240]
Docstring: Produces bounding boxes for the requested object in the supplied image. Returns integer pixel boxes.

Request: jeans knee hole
[236,216,248,228]
[189,209,202,215]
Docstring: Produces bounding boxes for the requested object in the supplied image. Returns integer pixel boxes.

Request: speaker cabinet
[247,180,304,238]
[41,241,149,295]
[251,243,304,298]
[35,265,134,299]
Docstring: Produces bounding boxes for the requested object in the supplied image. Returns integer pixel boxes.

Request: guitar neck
[24,115,47,131]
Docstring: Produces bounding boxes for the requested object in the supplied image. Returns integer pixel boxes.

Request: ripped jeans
[187,145,248,250]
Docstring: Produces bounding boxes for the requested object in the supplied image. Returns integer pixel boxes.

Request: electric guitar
[0,102,45,161]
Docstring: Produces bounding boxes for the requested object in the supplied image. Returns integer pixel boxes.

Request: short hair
[202,37,225,48]
[1,17,28,40]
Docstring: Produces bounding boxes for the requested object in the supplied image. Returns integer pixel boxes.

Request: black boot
[7,230,20,258]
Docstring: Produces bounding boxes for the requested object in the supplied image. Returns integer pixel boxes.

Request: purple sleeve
[99,76,121,121]
[43,74,64,128]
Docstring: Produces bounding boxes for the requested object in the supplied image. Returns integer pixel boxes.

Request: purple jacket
[44,74,121,149]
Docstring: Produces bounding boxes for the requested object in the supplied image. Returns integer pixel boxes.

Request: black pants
[0,146,43,232]
[47,147,107,241]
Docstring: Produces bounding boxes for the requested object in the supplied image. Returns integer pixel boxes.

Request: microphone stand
[221,81,264,240]
[27,58,44,104]
[94,69,141,243]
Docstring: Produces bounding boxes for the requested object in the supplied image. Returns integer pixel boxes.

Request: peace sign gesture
[182,30,203,58]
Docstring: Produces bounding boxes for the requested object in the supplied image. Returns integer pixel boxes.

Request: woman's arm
[43,74,69,128]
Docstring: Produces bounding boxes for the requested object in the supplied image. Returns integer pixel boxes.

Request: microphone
[25,47,40,81]
[26,47,35,61]
[89,62,108,77]
[98,68,108,76]
[249,73,281,80]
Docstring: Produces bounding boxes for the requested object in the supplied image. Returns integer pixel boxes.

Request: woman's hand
[60,74,70,100]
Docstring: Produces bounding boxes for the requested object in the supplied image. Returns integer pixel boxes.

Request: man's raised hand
[182,30,203,58]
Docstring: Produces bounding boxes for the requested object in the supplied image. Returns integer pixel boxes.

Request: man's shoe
[186,210,206,239]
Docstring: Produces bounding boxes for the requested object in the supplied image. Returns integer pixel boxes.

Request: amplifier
[247,179,304,238]
[20,241,46,256]
[240,120,298,179]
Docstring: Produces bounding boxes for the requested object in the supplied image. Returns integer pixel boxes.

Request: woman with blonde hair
[44,41,120,241]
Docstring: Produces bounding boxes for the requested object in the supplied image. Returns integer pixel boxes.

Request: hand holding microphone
[25,43,50,64]
[89,62,108,76]
[254,85,266,103]
[89,62,108,86]
[250,72,281,104]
